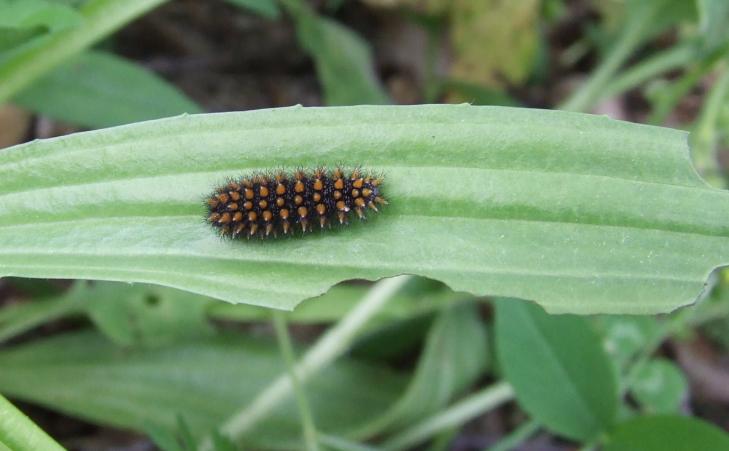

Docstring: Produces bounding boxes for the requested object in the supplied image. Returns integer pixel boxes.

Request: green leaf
[13,50,202,129]
[0,287,83,343]
[82,281,214,347]
[0,394,65,451]
[0,0,81,32]
[0,331,407,449]
[604,415,729,451]
[561,0,696,112]
[222,0,279,19]
[0,105,728,314]
[0,26,48,53]
[288,3,389,105]
[697,0,729,51]
[595,316,662,367]
[495,298,617,441]
[630,358,688,414]
[0,0,169,103]
[210,278,458,325]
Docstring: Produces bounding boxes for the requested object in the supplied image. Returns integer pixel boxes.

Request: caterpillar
[205,167,387,239]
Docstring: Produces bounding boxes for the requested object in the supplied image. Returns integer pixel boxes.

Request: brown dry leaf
[0,105,30,149]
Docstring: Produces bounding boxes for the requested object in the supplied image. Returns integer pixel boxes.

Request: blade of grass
[271,310,320,451]
[200,275,412,450]
[485,419,541,451]
[0,394,65,451]
[381,382,515,451]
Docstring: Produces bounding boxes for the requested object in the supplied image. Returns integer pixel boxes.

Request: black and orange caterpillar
[205,167,387,239]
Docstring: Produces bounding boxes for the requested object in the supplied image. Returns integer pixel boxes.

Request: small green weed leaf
[0,331,407,449]
[0,394,65,451]
[495,298,617,441]
[604,415,729,451]
[291,7,389,105]
[357,302,488,435]
[222,0,279,19]
[0,105,728,314]
[631,358,688,414]
[14,50,202,128]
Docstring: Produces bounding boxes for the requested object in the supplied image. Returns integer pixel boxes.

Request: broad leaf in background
[82,281,214,347]
[356,302,488,436]
[284,0,390,105]
[223,0,279,19]
[0,278,460,345]
[630,358,688,414]
[495,299,617,441]
[0,105,728,314]
[603,415,729,451]
[0,331,408,449]
[0,0,169,103]
[0,394,65,451]
[13,50,202,128]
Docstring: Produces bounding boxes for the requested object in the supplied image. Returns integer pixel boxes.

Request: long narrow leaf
[0,105,727,314]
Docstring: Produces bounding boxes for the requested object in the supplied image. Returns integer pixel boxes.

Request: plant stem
[600,41,697,101]
[381,381,515,451]
[318,434,381,451]
[0,0,169,103]
[648,50,726,125]
[199,275,412,450]
[272,310,320,451]
[559,3,657,112]
[485,418,540,451]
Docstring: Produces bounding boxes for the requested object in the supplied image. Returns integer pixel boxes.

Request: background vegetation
[2,0,729,450]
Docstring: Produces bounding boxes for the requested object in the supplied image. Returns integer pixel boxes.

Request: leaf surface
[495,299,617,441]
[14,50,202,129]
[0,105,727,314]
